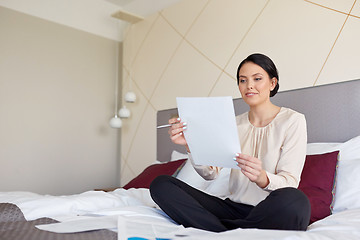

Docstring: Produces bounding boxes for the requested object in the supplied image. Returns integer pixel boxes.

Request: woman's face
[238,62,277,108]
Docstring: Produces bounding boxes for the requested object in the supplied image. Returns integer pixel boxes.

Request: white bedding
[1,188,360,239]
[0,188,157,221]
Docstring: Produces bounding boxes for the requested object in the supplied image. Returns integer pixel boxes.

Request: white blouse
[189,107,307,206]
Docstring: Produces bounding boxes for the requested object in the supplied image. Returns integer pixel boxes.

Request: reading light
[119,106,131,118]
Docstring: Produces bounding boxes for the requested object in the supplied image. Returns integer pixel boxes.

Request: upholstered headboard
[157,79,360,162]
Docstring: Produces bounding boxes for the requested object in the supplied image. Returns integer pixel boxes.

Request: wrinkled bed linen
[0,188,156,221]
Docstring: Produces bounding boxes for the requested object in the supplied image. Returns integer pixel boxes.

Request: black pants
[150,175,310,232]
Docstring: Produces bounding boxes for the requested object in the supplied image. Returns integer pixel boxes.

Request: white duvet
[1,188,360,240]
[0,188,156,220]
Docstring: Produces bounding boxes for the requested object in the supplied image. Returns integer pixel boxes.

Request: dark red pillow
[298,151,339,224]
[123,159,186,190]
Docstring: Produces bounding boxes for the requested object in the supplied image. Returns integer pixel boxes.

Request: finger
[239,164,261,177]
[170,131,183,141]
[237,159,260,170]
[168,124,180,134]
[234,153,252,163]
[170,122,187,131]
[241,168,259,182]
[236,157,262,173]
[238,153,258,163]
[167,121,187,135]
[237,154,262,169]
[168,123,187,135]
[169,127,185,137]
[169,117,181,125]
[239,160,262,176]
[233,153,241,162]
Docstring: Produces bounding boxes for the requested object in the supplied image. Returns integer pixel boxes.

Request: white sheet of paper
[176,96,241,169]
[35,215,118,233]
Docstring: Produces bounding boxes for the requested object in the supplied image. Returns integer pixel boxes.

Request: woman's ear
[270,77,278,91]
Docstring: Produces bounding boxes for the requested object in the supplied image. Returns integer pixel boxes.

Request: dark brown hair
[236,53,279,97]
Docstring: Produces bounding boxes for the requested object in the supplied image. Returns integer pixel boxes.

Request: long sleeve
[264,113,307,190]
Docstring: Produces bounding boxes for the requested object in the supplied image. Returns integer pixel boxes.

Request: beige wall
[120,0,360,185]
[0,7,121,195]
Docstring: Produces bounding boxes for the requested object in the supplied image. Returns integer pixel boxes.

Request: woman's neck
[248,102,281,127]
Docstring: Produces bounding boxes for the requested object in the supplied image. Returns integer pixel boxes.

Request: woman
[150,53,311,232]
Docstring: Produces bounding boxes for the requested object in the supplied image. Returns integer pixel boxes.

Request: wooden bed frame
[157,79,360,162]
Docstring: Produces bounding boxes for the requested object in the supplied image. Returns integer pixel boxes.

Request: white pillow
[306,142,341,155]
[175,159,210,190]
[335,135,360,162]
[330,135,360,213]
[307,135,360,162]
[204,168,231,198]
[332,158,360,213]
[171,150,188,161]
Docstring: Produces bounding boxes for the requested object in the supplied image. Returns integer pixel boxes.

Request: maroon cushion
[123,159,187,190]
[298,151,339,224]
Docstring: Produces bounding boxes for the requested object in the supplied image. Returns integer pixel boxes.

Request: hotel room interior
[1,0,360,239]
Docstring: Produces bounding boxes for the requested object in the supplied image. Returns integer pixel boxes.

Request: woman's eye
[239,79,246,83]
[255,78,262,81]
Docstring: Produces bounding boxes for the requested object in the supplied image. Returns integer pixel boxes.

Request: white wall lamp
[110,12,142,125]
[109,115,122,128]
[119,105,131,118]
[119,75,136,119]
[124,91,136,103]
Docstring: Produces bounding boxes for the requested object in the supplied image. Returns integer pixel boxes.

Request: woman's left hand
[234,153,269,188]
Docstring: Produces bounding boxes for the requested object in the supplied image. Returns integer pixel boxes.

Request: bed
[1,79,360,239]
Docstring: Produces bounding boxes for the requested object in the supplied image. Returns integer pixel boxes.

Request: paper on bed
[35,215,118,233]
[176,96,241,169]
[35,205,174,233]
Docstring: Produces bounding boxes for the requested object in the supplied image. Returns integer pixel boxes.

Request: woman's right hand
[168,118,189,150]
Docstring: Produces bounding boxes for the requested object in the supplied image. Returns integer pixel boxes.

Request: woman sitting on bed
[150,53,311,232]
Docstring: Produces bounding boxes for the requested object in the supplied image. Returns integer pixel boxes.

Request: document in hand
[176,96,241,169]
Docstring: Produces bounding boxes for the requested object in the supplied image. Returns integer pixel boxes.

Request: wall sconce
[109,19,140,127]
[124,91,136,103]
[119,105,131,118]
[110,116,122,128]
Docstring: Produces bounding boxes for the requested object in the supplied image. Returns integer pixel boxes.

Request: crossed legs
[150,175,310,232]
